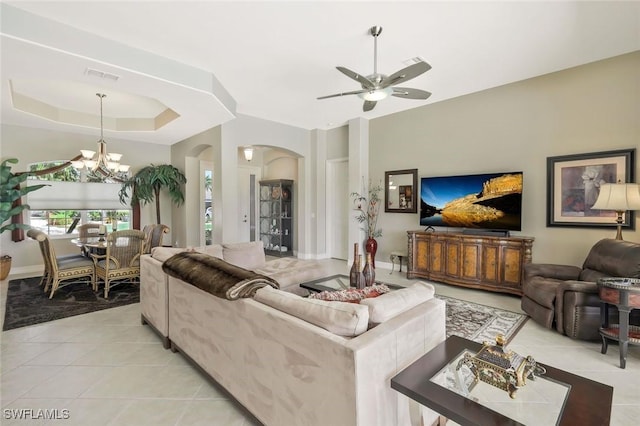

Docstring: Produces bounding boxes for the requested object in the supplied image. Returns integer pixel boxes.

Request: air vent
[85,68,120,81]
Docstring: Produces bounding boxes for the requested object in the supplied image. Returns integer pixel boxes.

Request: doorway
[238,166,261,242]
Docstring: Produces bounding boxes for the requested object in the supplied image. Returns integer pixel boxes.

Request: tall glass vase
[349,243,363,288]
[365,237,378,268]
[362,252,376,287]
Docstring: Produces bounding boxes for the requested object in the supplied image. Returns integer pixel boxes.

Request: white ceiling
[2,1,639,146]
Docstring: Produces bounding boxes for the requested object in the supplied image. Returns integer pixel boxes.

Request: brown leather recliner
[521,238,640,340]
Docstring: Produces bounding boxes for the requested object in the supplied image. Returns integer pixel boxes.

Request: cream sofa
[140,241,327,348]
[167,273,446,426]
[141,243,447,425]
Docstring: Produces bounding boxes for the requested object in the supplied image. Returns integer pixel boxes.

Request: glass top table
[391,335,613,426]
[430,348,569,425]
[299,274,402,293]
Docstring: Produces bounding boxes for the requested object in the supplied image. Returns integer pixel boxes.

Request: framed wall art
[385,169,418,213]
[546,148,636,229]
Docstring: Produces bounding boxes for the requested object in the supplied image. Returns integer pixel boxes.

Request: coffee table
[391,335,612,426]
[300,274,402,293]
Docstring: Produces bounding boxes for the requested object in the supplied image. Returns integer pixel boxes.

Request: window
[29,209,131,235]
[26,161,131,236]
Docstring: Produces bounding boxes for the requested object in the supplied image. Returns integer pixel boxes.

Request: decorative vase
[349,243,363,288]
[365,237,378,268]
[362,252,375,287]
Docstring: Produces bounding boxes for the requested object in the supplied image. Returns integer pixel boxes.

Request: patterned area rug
[436,294,528,344]
[3,276,139,331]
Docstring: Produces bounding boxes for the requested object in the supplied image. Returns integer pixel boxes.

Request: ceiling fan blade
[381,61,432,88]
[363,100,377,112]
[392,87,432,100]
[317,89,368,100]
[336,66,375,89]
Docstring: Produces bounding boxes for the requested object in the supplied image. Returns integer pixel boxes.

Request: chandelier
[71,93,130,177]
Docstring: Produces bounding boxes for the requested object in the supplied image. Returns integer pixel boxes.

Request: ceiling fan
[318,25,432,112]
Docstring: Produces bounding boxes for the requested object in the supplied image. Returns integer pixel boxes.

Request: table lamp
[591,181,640,240]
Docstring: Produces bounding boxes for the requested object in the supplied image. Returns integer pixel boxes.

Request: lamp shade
[591,182,640,211]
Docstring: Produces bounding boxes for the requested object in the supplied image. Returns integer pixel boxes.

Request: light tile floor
[1,259,638,425]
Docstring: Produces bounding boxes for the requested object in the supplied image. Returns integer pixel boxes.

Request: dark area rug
[436,294,528,344]
[3,276,139,331]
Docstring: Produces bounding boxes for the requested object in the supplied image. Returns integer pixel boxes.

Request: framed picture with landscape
[385,169,418,213]
[546,148,635,229]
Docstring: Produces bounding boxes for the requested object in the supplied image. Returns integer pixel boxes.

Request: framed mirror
[385,169,418,213]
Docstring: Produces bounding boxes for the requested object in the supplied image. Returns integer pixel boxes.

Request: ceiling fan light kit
[318,25,432,112]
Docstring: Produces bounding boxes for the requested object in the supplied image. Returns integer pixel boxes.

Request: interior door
[327,159,349,260]
[238,166,261,242]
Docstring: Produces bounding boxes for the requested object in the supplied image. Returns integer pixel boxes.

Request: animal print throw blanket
[162,252,279,300]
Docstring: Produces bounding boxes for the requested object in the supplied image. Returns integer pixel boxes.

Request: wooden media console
[407,231,534,295]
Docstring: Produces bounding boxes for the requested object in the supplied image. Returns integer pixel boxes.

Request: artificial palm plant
[0,158,48,279]
[118,164,187,226]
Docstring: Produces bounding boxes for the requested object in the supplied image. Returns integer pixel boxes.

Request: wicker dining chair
[27,229,95,298]
[77,223,101,256]
[142,224,170,253]
[91,229,146,298]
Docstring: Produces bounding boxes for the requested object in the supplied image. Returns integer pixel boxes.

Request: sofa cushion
[194,244,223,259]
[151,246,188,262]
[254,286,369,337]
[360,281,435,324]
[255,257,326,290]
[223,241,266,270]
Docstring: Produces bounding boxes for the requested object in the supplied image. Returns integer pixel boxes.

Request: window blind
[25,180,130,210]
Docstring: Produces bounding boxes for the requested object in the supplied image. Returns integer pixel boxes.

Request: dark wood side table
[598,277,640,369]
[391,335,612,425]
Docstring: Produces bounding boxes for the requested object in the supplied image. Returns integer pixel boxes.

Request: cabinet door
[481,244,500,284]
[414,236,430,273]
[501,245,523,288]
[430,237,446,276]
[461,241,481,280]
[445,240,460,277]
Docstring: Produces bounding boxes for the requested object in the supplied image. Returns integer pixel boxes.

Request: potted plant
[0,158,48,280]
[118,164,187,227]
[351,180,383,267]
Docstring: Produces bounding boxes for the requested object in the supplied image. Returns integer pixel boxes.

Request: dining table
[71,236,107,257]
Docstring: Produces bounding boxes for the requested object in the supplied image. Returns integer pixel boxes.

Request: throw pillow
[254,287,369,337]
[308,284,390,303]
[360,281,435,324]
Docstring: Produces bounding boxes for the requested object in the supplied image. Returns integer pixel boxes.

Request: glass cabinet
[259,179,293,257]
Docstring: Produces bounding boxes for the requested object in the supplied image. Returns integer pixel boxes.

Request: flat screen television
[420,171,523,231]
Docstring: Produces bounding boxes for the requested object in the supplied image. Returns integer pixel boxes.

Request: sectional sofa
[140,241,327,347]
[140,241,447,425]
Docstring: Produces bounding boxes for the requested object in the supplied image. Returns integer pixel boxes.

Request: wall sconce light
[243,147,254,162]
[591,181,640,240]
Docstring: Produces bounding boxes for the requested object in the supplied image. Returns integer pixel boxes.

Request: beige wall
[170,126,220,247]
[369,52,640,266]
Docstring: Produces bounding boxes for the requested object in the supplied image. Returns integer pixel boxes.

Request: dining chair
[142,224,170,253]
[27,229,95,299]
[77,223,101,256]
[92,229,146,298]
